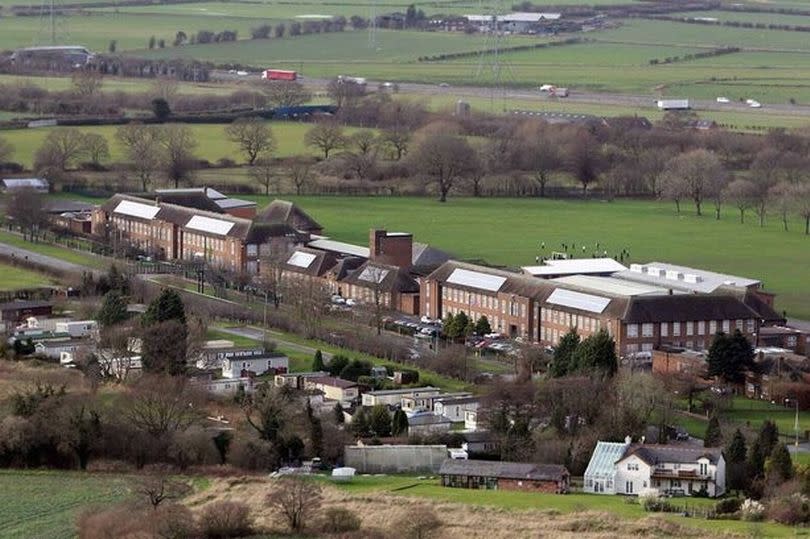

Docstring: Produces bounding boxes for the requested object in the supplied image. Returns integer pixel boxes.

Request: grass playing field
[230,196,810,321]
[0,262,53,291]
[0,470,132,539]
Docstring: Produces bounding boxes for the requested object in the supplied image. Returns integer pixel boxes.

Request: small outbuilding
[439,459,569,493]
[1,178,49,193]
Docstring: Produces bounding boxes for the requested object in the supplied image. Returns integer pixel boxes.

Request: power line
[474,0,514,111]
[368,0,378,50]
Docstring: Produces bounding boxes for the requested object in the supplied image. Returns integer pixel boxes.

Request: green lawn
[234,196,810,321]
[0,229,107,269]
[0,470,132,539]
[0,262,53,290]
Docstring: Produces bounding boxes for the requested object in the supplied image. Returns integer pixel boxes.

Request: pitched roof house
[584,440,726,497]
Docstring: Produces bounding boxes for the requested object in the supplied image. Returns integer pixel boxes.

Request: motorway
[215,70,810,118]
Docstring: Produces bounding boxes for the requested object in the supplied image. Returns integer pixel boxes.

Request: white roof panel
[287,251,317,269]
[522,257,626,276]
[447,268,506,292]
[546,288,611,314]
[359,266,390,283]
[553,275,669,297]
[615,261,760,293]
[185,215,235,236]
[113,200,159,220]
[307,238,369,258]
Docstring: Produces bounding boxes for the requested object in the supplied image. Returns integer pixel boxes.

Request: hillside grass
[0,121,335,168]
[0,229,106,268]
[0,470,132,539]
[0,262,54,290]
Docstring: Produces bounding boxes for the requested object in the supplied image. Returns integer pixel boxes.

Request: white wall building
[433,396,480,422]
[222,353,288,378]
[584,440,726,498]
[361,386,441,407]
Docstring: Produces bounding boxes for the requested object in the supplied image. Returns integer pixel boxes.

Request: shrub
[767,494,810,525]
[394,506,441,539]
[741,498,766,522]
[715,497,742,515]
[638,489,671,512]
[321,507,361,533]
[153,504,196,538]
[76,504,146,539]
[197,501,253,538]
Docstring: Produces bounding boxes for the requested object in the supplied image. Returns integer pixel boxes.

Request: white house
[361,386,440,407]
[55,320,98,338]
[303,376,359,404]
[584,439,726,498]
[433,396,481,422]
[201,377,255,396]
[222,353,288,378]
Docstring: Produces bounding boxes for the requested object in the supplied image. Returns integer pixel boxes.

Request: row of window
[542,308,603,333]
[441,287,526,317]
[627,319,755,338]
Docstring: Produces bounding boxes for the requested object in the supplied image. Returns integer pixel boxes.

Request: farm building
[345,444,448,473]
[439,459,569,493]
[1,178,49,193]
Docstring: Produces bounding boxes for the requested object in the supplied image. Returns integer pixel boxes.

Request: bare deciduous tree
[304,120,346,159]
[381,126,410,160]
[225,118,276,165]
[410,133,476,202]
[793,182,810,235]
[116,123,162,191]
[6,187,46,240]
[661,149,725,216]
[81,133,110,167]
[768,181,793,232]
[34,128,87,172]
[266,477,323,532]
[260,80,312,108]
[249,157,278,195]
[71,69,103,100]
[160,124,198,188]
[287,157,314,195]
[136,470,191,510]
[125,375,200,440]
[514,120,562,197]
[723,178,757,224]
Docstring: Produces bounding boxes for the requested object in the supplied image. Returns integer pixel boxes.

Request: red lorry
[262,69,297,81]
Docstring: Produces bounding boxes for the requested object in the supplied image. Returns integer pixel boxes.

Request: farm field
[0,121,346,168]
[232,196,810,320]
[0,262,54,290]
[0,470,132,539]
[678,9,810,26]
[0,73,241,96]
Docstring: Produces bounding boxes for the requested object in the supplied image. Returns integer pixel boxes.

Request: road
[214,70,810,118]
[0,241,88,274]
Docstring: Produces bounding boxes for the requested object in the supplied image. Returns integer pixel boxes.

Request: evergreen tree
[391,408,409,436]
[704,414,723,447]
[572,329,618,376]
[765,443,794,484]
[370,404,392,437]
[334,402,344,424]
[474,315,492,336]
[706,330,756,385]
[306,399,323,458]
[327,355,350,377]
[748,420,780,479]
[726,429,749,492]
[352,407,369,438]
[339,359,372,382]
[312,349,325,372]
[106,264,129,295]
[442,312,455,338]
[549,329,580,377]
[97,290,128,327]
[142,288,186,326]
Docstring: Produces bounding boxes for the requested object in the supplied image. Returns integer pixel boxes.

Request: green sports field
[240,196,810,320]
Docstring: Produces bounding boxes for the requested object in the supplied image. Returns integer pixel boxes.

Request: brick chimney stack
[369,229,412,269]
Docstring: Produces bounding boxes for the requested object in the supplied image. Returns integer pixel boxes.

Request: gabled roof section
[621,295,759,324]
[244,223,306,245]
[282,247,336,277]
[256,200,322,233]
[341,262,419,294]
[412,242,452,273]
[619,444,723,466]
[584,441,630,478]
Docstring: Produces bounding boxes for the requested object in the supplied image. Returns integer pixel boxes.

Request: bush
[197,501,253,538]
[767,494,810,525]
[321,507,361,533]
[638,489,671,512]
[153,504,196,538]
[715,497,742,515]
[76,504,146,539]
[741,498,766,522]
